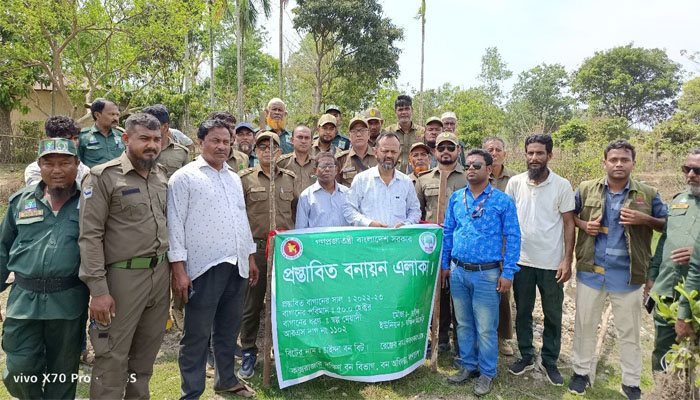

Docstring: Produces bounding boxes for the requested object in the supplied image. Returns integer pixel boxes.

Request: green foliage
[553,119,589,148]
[653,77,700,145]
[571,44,683,125]
[478,47,512,104]
[592,117,632,142]
[450,88,506,148]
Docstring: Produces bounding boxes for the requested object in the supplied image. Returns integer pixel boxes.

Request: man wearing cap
[279,125,316,195]
[238,131,297,379]
[0,138,89,399]
[232,122,256,169]
[311,114,342,157]
[336,116,378,187]
[78,113,170,399]
[143,105,190,179]
[441,111,467,166]
[25,115,90,186]
[263,98,293,154]
[365,107,384,147]
[78,98,126,168]
[385,95,424,173]
[296,151,350,229]
[324,105,351,151]
[415,132,467,358]
[423,117,443,167]
[407,142,432,184]
[344,131,421,228]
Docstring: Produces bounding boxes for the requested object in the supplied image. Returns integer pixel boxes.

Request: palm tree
[278,0,289,98]
[236,0,271,118]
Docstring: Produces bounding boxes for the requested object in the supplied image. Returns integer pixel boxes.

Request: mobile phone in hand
[644,295,656,314]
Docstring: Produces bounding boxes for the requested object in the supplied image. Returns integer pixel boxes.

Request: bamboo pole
[263,136,277,387]
[429,171,448,371]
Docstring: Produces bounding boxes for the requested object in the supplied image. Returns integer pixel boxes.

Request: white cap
[441,111,457,120]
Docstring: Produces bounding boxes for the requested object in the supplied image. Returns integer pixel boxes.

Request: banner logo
[419,232,437,254]
[281,238,303,260]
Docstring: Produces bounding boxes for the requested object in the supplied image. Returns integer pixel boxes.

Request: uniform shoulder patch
[335,149,350,159]
[115,126,125,133]
[280,168,296,178]
[238,167,256,177]
[416,168,433,177]
[278,153,293,161]
[672,190,687,200]
[172,142,190,154]
[8,186,31,203]
[90,158,121,176]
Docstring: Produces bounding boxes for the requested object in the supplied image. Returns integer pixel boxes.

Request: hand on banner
[393,222,405,228]
[369,221,388,228]
[171,261,193,304]
[440,269,450,288]
[671,247,693,265]
[497,276,511,293]
[249,254,259,286]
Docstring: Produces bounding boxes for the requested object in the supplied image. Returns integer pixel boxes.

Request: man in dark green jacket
[0,138,89,399]
[78,99,125,167]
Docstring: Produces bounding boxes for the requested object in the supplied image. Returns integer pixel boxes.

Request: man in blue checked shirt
[441,149,521,397]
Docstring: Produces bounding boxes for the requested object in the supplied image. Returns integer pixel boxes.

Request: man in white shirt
[25,116,90,186]
[505,134,575,387]
[167,119,259,398]
[296,151,349,229]
[344,131,421,227]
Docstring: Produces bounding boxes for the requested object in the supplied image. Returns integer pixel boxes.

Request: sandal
[216,383,256,398]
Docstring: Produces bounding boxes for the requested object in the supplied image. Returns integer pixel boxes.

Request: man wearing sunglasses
[336,116,378,187]
[442,149,520,396]
[647,148,700,375]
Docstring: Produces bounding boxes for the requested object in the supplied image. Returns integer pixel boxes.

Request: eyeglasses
[437,144,456,152]
[256,144,274,152]
[464,162,483,170]
[682,165,700,175]
[349,128,369,135]
[317,164,336,170]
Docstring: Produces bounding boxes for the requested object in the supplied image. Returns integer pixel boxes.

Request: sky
[261,0,700,93]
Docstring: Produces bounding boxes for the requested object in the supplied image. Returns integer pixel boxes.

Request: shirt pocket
[667,206,688,217]
[248,187,268,202]
[392,194,408,219]
[15,214,46,244]
[582,198,603,219]
[118,192,149,219]
[86,145,103,151]
[67,213,80,239]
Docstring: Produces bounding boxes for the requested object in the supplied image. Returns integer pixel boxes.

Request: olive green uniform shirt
[650,190,700,298]
[335,147,378,187]
[489,165,517,192]
[78,124,126,168]
[239,165,297,240]
[415,165,468,223]
[78,153,169,296]
[679,232,700,320]
[157,140,190,179]
[278,152,316,195]
[0,182,88,319]
[227,147,250,172]
[385,122,424,174]
[310,139,340,158]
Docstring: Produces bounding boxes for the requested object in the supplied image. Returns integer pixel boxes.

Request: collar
[465,182,493,197]
[604,177,631,193]
[119,152,160,176]
[526,168,554,187]
[349,145,374,157]
[311,180,344,194]
[194,155,233,172]
[91,124,118,137]
[492,164,515,179]
[369,165,398,184]
[34,180,81,202]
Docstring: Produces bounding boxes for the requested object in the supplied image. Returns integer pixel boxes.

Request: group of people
[0,92,698,400]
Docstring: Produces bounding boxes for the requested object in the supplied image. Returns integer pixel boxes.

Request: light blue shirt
[343,166,421,227]
[295,181,350,229]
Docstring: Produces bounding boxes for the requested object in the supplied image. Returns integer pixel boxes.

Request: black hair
[604,139,636,161]
[208,111,237,128]
[524,133,553,154]
[394,94,413,109]
[90,98,117,121]
[142,104,170,125]
[197,119,233,140]
[44,116,80,138]
[375,131,401,146]
[313,151,338,168]
[466,149,493,166]
[124,113,161,133]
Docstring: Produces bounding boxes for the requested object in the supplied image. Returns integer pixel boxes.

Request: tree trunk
[183,32,192,134]
[312,51,322,114]
[236,0,244,119]
[209,0,216,108]
[0,107,12,136]
[418,1,425,124]
[278,0,284,98]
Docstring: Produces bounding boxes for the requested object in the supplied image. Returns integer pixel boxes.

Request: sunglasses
[437,144,456,152]
[682,165,700,175]
[464,162,483,170]
[317,164,336,170]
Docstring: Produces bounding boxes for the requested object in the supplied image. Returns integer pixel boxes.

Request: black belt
[14,274,84,293]
[454,260,501,272]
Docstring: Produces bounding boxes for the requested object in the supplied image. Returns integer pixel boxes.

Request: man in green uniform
[237,132,297,380]
[407,142,431,184]
[384,95,424,173]
[311,114,342,157]
[0,138,89,399]
[364,107,384,147]
[324,105,351,150]
[78,98,126,167]
[234,122,257,168]
[279,125,316,195]
[648,147,700,371]
[263,98,293,154]
[336,116,378,187]
[143,105,190,179]
[675,226,700,345]
[79,113,170,399]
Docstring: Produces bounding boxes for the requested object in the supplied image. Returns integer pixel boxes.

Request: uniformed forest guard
[278,125,316,196]
[78,113,170,399]
[335,115,378,187]
[78,98,126,168]
[143,104,190,179]
[237,131,297,380]
[324,105,352,151]
[0,138,89,400]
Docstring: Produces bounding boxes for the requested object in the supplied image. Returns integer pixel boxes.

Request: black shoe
[453,357,463,370]
[234,344,243,358]
[508,358,534,375]
[620,384,641,400]
[438,342,451,352]
[568,373,591,396]
[237,352,257,379]
[539,362,564,386]
[447,367,480,384]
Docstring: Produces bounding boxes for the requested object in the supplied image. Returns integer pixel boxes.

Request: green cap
[325,105,341,114]
[318,113,338,127]
[364,107,382,121]
[426,116,443,126]
[255,131,280,146]
[348,116,368,130]
[436,132,459,146]
[38,138,77,158]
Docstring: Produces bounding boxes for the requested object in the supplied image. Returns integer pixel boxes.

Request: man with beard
[442,149,520,396]
[168,119,259,398]
[296,152,350,228]
[262,98,293,154]
[143,105,190,179]
[232,123,256,168]
[79,113,170,399]
[415,132,467,358]
[78,98,126,168]
[385,95,424,173]
[311,114,342,156]
[238,132,297,379]
[648,148,700,374]
[0,138,89,399]
[568,140,666,399]
[336,116,378,187]
[441,112,467,166]
[279,125,316,195]
[483,135,518,357]
[407,142,432,184]
[365,107,384,147]
[422,117,443,169]
[324,105,351,150]
[344,132,420,228]
[505,134,575,387]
